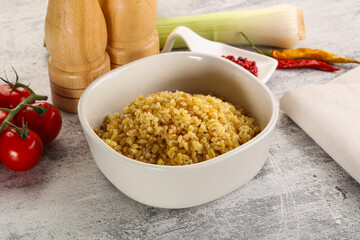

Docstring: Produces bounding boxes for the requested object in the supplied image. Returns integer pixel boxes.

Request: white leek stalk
[156,4,305,48]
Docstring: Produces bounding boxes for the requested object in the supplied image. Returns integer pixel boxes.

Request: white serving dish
[161,26,278,83]
[78,52,278,208]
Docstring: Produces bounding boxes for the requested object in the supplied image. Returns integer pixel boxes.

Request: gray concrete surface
[1,0,360,239]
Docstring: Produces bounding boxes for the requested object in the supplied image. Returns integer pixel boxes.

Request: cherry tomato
[16,102,62,144]
[0,110,15,127]
[0,82,32,109]
[0,128,43,172]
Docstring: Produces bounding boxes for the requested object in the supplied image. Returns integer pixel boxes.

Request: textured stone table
[1,0,360,239]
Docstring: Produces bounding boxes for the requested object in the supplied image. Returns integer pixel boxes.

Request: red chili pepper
[240,32,347,72]
[276,59,340,71]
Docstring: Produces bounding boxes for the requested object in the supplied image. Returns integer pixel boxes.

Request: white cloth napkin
[280,66,360,183]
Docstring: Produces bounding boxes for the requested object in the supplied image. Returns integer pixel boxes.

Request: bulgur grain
[94,91,260,166]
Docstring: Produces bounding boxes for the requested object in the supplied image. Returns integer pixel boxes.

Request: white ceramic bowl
[78,52,278,209]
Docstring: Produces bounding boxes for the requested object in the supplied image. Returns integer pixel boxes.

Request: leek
[156,4,305,48]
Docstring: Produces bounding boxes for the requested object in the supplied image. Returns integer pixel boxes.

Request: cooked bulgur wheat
[94,91,260,166]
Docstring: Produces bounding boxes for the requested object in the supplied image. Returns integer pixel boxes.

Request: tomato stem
[0,69,48,134]
[6,121,30,139]
[0,93,48,133]
[0,107,11,113]
[0,68,36,94]
[0,67,19,91]
[23,103,53,117]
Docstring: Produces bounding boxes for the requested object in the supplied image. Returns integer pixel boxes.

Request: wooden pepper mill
[99,0,160,68]
[45,0,111,113]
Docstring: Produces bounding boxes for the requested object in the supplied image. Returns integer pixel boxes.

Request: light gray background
[1,0,360,239]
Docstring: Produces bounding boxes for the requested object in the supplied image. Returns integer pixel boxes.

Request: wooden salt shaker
[45,0,111,113]
[99,0,160,68]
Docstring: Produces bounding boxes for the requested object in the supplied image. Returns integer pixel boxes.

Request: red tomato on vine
[16,102,62,144]
[0,82,32,109]
[0,128,43,172]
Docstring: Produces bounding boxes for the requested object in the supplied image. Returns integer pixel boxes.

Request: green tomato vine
[0,68,48,135]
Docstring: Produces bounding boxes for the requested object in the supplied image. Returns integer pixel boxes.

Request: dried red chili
[268,48,359,64]
[240,32,359,72]
[222,55,258,76]
[276,59,340,71]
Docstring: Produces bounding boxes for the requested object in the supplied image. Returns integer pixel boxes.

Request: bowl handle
[161,26,213,54]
